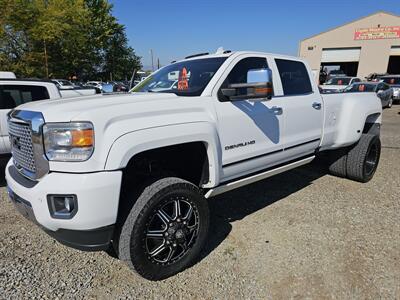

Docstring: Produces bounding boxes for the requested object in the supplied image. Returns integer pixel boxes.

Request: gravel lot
[0,108,399,299]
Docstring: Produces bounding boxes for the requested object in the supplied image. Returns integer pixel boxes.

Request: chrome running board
[204,156,315,198]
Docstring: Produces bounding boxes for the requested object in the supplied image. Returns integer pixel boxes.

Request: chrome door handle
[271,106,283,114]
[312,102,321,110]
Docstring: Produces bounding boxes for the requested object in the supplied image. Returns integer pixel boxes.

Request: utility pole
[157,58,160,69]
[150,49,154,71]
[44,40,49,78]
[43,0,49,78]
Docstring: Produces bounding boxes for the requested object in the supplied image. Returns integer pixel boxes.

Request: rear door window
[0,85,49,109]
[275,59,312,95]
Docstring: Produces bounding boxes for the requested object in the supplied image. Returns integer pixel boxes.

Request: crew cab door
[212,55,286,181]
[271,58,323,154]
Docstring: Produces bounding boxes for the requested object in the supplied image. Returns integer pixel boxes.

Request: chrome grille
[8,121,36,173]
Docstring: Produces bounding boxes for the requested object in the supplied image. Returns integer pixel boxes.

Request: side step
[204,156,315,198]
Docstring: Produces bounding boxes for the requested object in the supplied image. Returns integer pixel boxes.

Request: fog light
[47,194,78,219]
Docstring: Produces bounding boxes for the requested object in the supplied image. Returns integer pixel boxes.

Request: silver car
[343,82,393,108]
[381,75,400,103]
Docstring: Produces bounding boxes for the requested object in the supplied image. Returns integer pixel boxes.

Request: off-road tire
[346,134,381,183]
[328,148,348,177]
[118,177,209,280]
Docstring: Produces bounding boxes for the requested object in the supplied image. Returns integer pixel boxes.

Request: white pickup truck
[5,51,382,280]
[0,78,97,154]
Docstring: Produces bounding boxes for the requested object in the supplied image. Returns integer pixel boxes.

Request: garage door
[390,46,400,55]
[321,48,361,62]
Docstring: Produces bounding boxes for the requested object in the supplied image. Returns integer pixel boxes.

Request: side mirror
[101,84,114,93]
[221,68,273,101]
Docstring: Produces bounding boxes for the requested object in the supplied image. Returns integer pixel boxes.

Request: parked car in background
[51,79,98,97]
[51,79,75,90]
[380,75,400,103]
[85,81,102,88]
[85,81,103,93]
[343,82,393,108]
[109,81,129,92]
[72,81,86,87]
[326,69,346,81]
[320,76,361,93]
[365,72,387,82]
[0,78,98,154]
[0,71,17,79]
[0,79,61,154]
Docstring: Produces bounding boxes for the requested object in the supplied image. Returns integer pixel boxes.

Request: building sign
[354,26,400,40]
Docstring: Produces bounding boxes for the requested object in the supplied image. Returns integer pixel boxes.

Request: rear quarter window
[275,59,312,95]
[0,85,50,109]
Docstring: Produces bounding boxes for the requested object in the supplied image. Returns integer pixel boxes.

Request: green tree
[0,0,141,80]
[102,25,141,81]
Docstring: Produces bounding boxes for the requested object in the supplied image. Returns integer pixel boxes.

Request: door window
[219,57,268,101]
[0,85,49,109]
[275,59,312,95]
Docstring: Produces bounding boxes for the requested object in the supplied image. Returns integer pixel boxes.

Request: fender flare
[334,96,382,147]
[104,122,222,187]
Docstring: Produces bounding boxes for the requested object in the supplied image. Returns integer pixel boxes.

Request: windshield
[344,83,376,93]
[325,77,351,85]
[382,77,400,85]
[131,57,227,96]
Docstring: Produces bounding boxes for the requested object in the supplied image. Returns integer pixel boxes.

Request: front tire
[118,177,209,280]
[346,134,381,183]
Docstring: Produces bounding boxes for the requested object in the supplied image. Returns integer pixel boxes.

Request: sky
[110,0,400,70]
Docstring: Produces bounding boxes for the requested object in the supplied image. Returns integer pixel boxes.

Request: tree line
[0,0,142,81]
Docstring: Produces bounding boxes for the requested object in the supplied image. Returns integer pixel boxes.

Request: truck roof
[0,78,55,84]
[179,50,304,62]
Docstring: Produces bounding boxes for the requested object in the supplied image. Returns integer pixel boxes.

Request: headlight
[43,122,94,161]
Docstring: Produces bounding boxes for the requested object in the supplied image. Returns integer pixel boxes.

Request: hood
[17,93,181,122]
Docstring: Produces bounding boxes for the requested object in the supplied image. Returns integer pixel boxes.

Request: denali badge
[225,140,255,151]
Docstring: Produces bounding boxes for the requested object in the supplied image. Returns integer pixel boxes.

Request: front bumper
[6,160,122,251]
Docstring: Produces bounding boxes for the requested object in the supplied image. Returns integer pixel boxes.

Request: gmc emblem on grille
[11,135,21,150]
